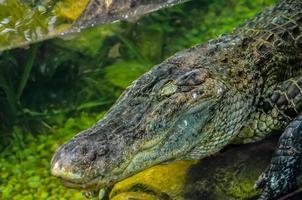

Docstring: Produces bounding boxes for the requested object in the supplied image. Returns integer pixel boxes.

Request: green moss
[0,112,103,199]
[215,171,259,199]
[210,160,264,200]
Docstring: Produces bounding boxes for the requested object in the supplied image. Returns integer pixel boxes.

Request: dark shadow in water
[183,135,280,200]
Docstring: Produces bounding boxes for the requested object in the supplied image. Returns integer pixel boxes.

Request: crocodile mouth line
[60,146,161,190]
[62,179,101,190]
[57,123,188,191]
[61,175,113,190]
[59,153,143,190]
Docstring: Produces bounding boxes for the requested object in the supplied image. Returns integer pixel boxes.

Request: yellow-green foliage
[105,61,150,88]
[0,0,51,49]
[0,0,276,199]
[0,0,89,51]
[54,0,89,21]
[213,169,260,200]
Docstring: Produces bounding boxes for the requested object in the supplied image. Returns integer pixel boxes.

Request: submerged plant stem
[117,34,151,64]
[17,43,40,100]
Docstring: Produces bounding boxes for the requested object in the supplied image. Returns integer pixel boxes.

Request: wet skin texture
[52,0,302,199]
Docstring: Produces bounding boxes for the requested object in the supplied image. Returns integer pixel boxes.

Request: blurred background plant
[0,0,276,199]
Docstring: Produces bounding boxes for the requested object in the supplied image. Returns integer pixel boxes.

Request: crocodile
[51,0,302,199]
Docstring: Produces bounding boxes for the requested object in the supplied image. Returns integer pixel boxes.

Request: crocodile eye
[160,82,177,96]
[175,69,208,86]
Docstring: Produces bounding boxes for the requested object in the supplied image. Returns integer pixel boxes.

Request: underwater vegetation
[0,0,276,199]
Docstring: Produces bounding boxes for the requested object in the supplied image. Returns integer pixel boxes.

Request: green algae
[213,168,260,200]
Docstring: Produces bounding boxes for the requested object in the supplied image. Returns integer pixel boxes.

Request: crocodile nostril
[80,145,89,155]
[88,151,97,162]
[98,145,108,156]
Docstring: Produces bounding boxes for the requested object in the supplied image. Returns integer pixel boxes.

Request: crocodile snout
[51,131,108,185]
[51,141,87,183]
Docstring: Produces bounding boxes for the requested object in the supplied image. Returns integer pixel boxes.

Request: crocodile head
[51,49,230,193]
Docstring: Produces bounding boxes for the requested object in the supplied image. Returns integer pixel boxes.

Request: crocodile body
[51,0,302,199]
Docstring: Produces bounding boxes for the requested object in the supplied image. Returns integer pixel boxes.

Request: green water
[0,0,276,199]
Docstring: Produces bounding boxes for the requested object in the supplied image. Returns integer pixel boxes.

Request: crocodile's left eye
[160,82,177,96]
[159,69,210,97]
[175,69,208,86]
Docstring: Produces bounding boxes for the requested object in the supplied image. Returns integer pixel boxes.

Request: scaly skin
[51,0,302,199]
